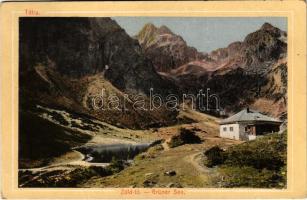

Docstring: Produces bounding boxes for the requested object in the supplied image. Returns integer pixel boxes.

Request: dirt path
[161,142,170,151]
[19,150,109,173]
[19,150,83,172]
[185,152,207,174]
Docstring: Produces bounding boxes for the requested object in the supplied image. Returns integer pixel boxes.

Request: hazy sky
[113,17,287,52]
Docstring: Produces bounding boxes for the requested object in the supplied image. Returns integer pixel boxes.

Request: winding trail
[183,152,212,183]
[189,152,213,173]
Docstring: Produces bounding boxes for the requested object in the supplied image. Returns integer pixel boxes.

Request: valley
[18,17,287,188]
[18,106,242,188]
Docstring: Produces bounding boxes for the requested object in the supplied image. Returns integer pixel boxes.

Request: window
[223,127,227,131]
[230,127,234,131]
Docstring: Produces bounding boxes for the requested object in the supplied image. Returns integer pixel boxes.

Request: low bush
[168,128,201,148]
[180,128,202,143]
[224,133,286,170]
[224,149,284,170]
[168,135,184,148]
[204,132,287,188]
[218,166,285,188]
[106,157,127,173]
[205,133,286,170]
[204,146,227,167]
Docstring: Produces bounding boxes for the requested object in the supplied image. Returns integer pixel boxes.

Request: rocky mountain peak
[157,25,173,34]
[138,23,173,38]
[136,23,158,47]
[140,23,158,34]
[244,23,285,44]
[143,23,158,30]
[136,24,204,72]
[261,22,279,32]
[242,23,286,69]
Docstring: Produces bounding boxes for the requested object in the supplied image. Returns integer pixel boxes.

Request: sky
[113,17,287,53]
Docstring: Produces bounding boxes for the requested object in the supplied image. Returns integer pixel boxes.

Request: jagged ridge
[136,23,205,72]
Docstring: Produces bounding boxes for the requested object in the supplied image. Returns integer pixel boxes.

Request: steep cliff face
[20,18,176,96]
[136,23,205,72]
[19,17,178,129]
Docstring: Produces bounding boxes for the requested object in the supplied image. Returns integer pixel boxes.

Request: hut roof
[220,108,282,125]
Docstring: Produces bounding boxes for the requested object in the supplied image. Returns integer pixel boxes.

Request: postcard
[1,1,306,199]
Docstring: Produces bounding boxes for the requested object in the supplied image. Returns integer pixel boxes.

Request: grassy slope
[80,111,241,188]
[209,132,287,188]
[81,144,210,188]
[20,107,282,189]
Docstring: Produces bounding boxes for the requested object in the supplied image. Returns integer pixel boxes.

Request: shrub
[207,132,287,188]
[218,166,285,188]
[168,128,201,148]
[88,166,112,177]
[224,149,284,170]
[180,128,202,143]
[106,157,126,173]
[204,146,227,167]
[224,133,286,170]
[134,153,146,161]
[168,135,185,148]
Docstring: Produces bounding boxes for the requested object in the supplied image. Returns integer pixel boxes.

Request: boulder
[164,170,176,176]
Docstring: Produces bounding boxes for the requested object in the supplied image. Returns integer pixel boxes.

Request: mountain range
[20,17,287,130]
[136,22,287,118]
